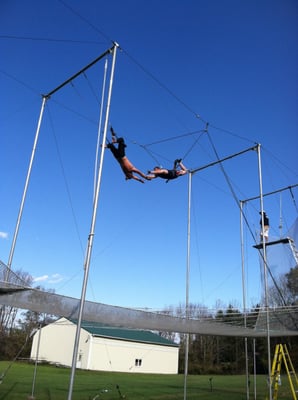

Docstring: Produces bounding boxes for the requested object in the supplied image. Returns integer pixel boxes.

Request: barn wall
[86,336,178,374]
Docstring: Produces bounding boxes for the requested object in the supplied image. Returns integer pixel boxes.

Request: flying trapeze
[106,127,189,183]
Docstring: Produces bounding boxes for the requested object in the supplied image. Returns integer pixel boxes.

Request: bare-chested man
[106,127,150,184]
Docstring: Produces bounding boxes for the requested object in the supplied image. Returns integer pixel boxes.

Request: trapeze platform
[253,237,294,250]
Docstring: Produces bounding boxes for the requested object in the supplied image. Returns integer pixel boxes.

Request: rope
[135,129,207,167]
[83,72,101,104]
[182,130,206,161]
[57,0,111,44]
[138,144,164,166]
[144,129,205,147]
[70,81,83,100]
[46,105,85,255]
[0,34,104,45]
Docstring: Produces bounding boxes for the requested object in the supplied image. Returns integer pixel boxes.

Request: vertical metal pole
[67,43,118,400]
[183,171,192,400]
[253,338,257,400]
[31,324,42,399]
[256,144,272,400]
[94,59,108,197]
[6,96,47,275]
[240,201,249,400]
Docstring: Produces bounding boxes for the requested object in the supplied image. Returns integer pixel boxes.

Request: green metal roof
[70,319,178,347]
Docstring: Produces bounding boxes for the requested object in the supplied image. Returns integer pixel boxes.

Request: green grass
[0,361,294,399]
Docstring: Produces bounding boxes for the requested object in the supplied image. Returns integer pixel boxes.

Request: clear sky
[1,0,297,313]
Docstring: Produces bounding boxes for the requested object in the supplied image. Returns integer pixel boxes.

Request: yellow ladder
[271,344,298,400]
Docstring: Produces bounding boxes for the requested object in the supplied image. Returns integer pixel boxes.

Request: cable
[50,97,98,125]
[83,72,101,104]
[0,35,104,45]
[208,122,257,145]
[57,0,112,44]
[182,130,206,161]
[136,143,165,166]
[144,129,205,147]
[122,49,204,121]
[136,129,206,167]
[289,187,298,214]
[46,104,85,256]
[0,69,40,96]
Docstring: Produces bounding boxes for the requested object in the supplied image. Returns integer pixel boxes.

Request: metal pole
[240,201,249,400]
[67,43,118,400]
[94,59,108,197]
[31,324,42,399]
[183,171,192,400]
[7,96,47,274]
[253,338,257,400]
[191,145,257,175]
[256,144,272,400]
[240,183,298,203]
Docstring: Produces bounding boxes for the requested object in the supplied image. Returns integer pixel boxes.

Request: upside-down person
[106,127,150,184]
[147,159,188,182]
[259,211,270,242]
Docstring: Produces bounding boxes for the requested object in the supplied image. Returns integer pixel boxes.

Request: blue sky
[1,0,297,312]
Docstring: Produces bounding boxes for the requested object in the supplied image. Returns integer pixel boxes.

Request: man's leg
[116,138,126,158]
[132,167,151,180]
[179,161,187,171]
[107,142,120,159]
[174,158,182,169]
[110,127,118,143]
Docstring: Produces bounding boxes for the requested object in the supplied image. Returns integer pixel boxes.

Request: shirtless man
[147,159,188,182]
[106,128,149,184]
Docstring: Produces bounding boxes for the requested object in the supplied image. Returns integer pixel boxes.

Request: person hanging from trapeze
[147,159,188,182]
[105,127,151,184]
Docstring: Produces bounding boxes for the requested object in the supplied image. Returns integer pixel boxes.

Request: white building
[30,317,179,374]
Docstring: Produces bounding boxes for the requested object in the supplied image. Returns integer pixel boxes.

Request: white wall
[30,317,89,368]
[87,336,178,374]
[30,318,179,374]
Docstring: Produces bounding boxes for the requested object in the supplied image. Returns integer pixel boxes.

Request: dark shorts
[108,137,126,159]
[157,169,177,180]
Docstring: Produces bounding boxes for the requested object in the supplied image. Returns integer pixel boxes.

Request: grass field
[0,361,294,399]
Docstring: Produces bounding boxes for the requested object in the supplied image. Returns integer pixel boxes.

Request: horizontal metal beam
[241,183,298,203]
[190,145,257,175]
[44,44,116,98]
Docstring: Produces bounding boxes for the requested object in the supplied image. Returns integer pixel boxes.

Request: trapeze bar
[44,44,116,98]
[253,237,293,250]
[190,144,258,175]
